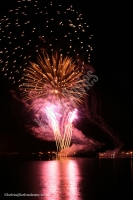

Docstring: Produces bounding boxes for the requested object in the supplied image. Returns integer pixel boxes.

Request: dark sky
[0,0,132,152]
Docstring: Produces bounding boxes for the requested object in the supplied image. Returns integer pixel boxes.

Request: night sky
[0,0,132,152]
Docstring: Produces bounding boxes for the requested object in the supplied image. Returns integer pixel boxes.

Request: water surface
[1,158,133,199]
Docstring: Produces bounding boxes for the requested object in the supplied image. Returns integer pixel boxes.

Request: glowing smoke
[31,100,78,153]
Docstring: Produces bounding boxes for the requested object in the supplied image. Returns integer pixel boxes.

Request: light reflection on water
[1,158,133,200]
[41,158,82,200]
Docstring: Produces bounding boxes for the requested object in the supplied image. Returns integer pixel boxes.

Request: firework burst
[20,53,87,108]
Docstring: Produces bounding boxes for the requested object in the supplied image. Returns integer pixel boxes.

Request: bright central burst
[21,53,86,107]
[20,53,87,155]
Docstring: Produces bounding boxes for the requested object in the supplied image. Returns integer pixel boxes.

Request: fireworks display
[0,0,93,154]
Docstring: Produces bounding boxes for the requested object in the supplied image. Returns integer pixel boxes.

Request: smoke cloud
[10,77,123,154]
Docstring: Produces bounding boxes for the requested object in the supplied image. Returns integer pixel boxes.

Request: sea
[0,157,133,200]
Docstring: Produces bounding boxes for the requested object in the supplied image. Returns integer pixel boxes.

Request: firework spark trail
[45,104,61,152]
[62,109,77,151]
[44,103,77,153]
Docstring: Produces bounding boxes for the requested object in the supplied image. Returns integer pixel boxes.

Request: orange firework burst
[20,53,87,107]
